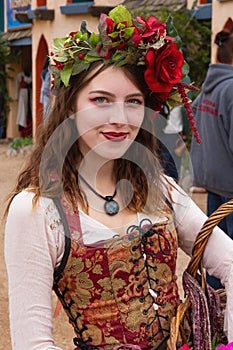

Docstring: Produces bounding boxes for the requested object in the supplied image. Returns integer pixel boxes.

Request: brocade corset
[53,197,179,350]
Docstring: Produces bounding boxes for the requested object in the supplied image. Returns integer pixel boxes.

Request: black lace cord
[73,336,97,350]
[54,283,95,348]
[127,219,171,256]
[53,284,88,341]
[127,218,172,342]
[143,223,171,340]
[52,198,72,282]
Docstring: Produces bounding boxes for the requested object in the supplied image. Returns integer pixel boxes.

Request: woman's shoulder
[6,190,65,241]
[9,190,54,216]
[161,174,190,205]
[161,174,180,192]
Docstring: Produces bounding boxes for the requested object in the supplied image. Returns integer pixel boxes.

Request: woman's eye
[92,97,108,104]
[126,98,143,105]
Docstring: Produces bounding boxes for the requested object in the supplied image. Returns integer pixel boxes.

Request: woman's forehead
[82,66,143,93]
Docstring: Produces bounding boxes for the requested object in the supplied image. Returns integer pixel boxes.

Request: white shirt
[163,106,183,134]
[4,177,233,349]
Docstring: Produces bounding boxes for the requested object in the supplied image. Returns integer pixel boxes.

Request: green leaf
[211,334,222,350]
[53,37,67,48]
[111,51,123,62]
[114,56,131,67]
[123,27,135,38]
[74,31,87,42]
[53,74,61,89]
[108,31,119,39]
[166,91,183,108]
[109,5,132,26]
[182,60,190,77]
[72,60,89,75]
[85,49,101,57]
[60,62,73,87]
[111,40,122,48]
[166,15,182,48]
[84,54,102,63]
[52,56,68,63]
[89,32,100,46]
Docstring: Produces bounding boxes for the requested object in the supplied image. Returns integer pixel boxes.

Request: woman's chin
[84,139,134,161]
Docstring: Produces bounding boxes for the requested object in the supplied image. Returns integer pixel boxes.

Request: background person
[16,69,32,137]
[40,56,51,125]
[190,17,233,290]
[4,6,233,349]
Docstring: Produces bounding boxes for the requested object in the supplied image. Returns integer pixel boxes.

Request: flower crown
[49,5,200,143]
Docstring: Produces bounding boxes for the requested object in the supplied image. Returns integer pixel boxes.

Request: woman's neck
[78,157,116,193]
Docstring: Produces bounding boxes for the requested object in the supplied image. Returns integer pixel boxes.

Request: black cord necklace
[78,174,120,216]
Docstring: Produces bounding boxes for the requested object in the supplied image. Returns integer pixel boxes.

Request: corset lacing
[127,218,171,343]
[53,217,172,349]
[52,283,96,349]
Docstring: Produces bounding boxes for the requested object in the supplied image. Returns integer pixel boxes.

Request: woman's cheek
[75,106,108,136]
[127,105,145,128]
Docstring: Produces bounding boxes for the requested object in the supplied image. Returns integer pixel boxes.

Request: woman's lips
[102,132,128,141]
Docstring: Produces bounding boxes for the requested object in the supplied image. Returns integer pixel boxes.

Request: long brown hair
[5,62,165,216]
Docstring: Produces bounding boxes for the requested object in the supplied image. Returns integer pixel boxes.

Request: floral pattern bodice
[53,197,179,349]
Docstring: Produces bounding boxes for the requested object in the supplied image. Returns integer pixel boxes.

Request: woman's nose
[108,102,128,124]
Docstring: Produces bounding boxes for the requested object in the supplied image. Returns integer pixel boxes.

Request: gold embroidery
[54,200,180,348]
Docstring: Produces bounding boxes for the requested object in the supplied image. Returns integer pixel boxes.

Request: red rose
[144,42,184,94]
[132,16,166,45]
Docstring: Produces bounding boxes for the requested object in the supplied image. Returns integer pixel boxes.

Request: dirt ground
[0,141,207,350]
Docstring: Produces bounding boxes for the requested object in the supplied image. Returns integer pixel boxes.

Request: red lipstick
[102,132,128,141]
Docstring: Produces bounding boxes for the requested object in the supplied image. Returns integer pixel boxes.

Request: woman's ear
[222,17,233,33]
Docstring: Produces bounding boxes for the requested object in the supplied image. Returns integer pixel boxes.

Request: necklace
[78,174,120,216]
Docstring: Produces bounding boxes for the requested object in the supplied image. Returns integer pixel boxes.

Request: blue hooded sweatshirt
[190,63,233,197]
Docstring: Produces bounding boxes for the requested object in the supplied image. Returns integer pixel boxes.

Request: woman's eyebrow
[89,90,144,98]
[89,90,115,97]
[126,93,144,98]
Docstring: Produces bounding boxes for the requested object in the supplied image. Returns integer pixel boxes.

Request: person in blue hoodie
[190,17,233,289]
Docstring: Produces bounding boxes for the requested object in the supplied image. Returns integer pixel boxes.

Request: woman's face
[75,66,145,160]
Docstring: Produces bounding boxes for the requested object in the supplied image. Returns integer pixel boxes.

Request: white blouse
[4,178,233,349]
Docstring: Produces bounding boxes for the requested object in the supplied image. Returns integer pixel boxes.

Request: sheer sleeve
[4,191,65,350]
[166,176,233,341]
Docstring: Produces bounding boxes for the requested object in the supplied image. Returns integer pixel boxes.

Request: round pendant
[104,200,119,216]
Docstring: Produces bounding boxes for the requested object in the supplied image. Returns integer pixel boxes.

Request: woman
[4,5,233,350]
[16,69,32,136]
